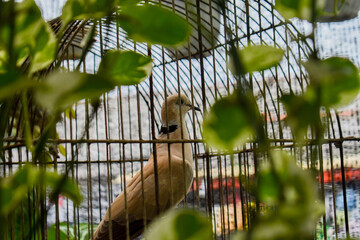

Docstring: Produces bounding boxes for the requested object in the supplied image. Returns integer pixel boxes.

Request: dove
[93,93,200,240]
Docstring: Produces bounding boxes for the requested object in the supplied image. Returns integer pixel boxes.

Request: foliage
[304,57,360,108]
[202,94,255,151]
[117,5,192,46]
[0,0,57,73]
[97,50,153,85]
[47,222,98,240]
[231,45,285,74]
[1,0,360,239]
[0,164,82,216]
[144,209,212,240]
[0,0,190,238]
[200,0,360,240]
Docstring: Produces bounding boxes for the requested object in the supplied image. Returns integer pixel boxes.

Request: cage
[2,0,360,239]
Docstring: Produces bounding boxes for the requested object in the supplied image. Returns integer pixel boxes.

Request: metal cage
[2,0,360,239]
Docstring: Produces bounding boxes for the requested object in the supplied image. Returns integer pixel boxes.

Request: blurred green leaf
[115,0,140,6]
[0,50,7,73]
[98,50,152,85]
[45,172,83,206]
[0,165,39,215]
[118,5,191,46]
[304,57,360,108]
[232,45,284,74]
[0,72,36,101]
[280,92,320,140]
[251,150,325,240]
[62,0,115,23]
[35,71,113,112]
[275,0,325,21]
[0,165,82,217]
[202,94,255,150]
[29,22,57,73]
[145,209,212,240]
[47,222,98,240]
[79,223,98,240]
[257,166,280,205]
[47,223,75,240]
[0,0,56,73]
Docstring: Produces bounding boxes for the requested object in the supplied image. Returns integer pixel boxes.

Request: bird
[92,93,201,240]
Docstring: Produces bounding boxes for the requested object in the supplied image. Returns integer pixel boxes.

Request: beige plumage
[93,94,200,240]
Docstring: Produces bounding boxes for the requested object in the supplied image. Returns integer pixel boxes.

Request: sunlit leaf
[58,145,67,157]
[231,45,284,74]
[280,92,320,140]
[118,5,191,46]
[145,209,212,240]
[62,0,115,23]
[35,71,114,112]
[98,50,152,85]
[0,50,7,73]
[275,0,325,21]
[304,57,360,108]
[202,94,255,150]
[65,108,77,119]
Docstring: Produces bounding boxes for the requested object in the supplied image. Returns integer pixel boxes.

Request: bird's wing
[93,154,193,240]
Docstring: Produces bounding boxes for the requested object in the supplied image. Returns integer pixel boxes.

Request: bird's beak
[186,104,201,112]
[193,106,201,112]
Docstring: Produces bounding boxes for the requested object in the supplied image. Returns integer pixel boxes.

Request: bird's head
[161,94,200,125]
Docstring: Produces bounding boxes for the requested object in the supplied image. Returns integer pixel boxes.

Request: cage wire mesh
[2,0,360,239]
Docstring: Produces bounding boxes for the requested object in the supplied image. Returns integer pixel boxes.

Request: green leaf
[0,0,56,73]
[79,223,98,240]
[47,223,97,240]
[275,0,325,21]
[35,71,114,113]
[0,165,39,215]
[144,209,212,240]
[231,45,284,74]
[202,94,255,151]
[58,144,67,157]
[0,50,7,73]
[247,151,325,240]
[118,5,191,46]
[29,22,57,73]
[47,223,75,240]
[45,172,83,205]
[0,72,36,101]
[65,107,77,119]
[98,50,152,85]
[0,165,83,217]
[304,57,360,108]
[257,164,281,205]
[115,0,140,6]
[280,92,320,140]
[62,0,115,23]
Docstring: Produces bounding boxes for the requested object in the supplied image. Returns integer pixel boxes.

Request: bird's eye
[180,99,185,105]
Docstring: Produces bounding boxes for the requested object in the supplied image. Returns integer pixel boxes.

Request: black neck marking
[159,125,178,134]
